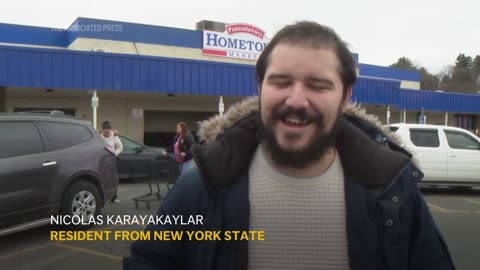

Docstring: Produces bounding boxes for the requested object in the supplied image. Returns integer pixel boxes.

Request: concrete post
[92,90,99,130]
[386,105,390,126]
[219,96,224,116]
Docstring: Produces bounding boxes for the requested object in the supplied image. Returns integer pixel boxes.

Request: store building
[0,18,479,146]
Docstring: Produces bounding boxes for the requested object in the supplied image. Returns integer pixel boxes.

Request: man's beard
[261,106,342,169]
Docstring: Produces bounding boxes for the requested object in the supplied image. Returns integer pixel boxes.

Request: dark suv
[0,112,118,236]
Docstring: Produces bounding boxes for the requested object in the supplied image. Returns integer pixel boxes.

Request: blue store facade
[0,18,479,144]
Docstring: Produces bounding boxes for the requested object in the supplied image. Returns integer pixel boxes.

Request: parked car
[117,135,177,181]
[0,111,118,236]
[389,123,480,187]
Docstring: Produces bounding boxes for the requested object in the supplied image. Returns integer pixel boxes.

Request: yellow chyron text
[50,230,265,241]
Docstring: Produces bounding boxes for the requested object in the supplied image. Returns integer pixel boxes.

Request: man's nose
[285,83,309,109]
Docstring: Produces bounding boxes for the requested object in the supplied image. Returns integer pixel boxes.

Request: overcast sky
[1,0,478,74]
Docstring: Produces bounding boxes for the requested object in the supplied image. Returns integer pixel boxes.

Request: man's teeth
[285,117,307,124]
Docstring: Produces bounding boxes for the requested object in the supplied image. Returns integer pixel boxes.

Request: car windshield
[119,135,165,153]
[119,135,145,152]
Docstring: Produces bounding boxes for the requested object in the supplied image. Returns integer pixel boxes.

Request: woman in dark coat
[164,122,195,174]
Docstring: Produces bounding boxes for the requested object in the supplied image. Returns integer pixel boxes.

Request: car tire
[61,181,102,230]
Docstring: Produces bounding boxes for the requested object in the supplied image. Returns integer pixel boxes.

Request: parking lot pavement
[422,187,480,270]
[1,183,479,270]
[0,181,167,270]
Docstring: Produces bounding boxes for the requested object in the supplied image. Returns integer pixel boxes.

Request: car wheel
[61,181,102,229]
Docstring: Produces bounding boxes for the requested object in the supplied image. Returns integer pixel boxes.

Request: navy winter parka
[124,98,455,270]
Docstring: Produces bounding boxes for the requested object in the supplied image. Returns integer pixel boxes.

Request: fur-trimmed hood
[198,96,403,148]
[191,97,420,195]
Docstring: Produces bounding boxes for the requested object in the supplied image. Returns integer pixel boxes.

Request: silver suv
[0,112,118,236]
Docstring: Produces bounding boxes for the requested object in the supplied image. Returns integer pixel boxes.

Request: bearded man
[124,21,454,270]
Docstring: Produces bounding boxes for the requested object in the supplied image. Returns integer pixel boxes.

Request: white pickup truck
[388,123,480,187]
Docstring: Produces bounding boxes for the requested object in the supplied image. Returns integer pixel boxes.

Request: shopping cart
[132,156,180,210]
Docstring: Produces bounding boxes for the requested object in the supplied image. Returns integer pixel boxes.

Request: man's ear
[341,87,353,112]
[257,83,262,96]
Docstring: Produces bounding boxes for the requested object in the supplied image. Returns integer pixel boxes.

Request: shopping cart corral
[132,156,180,209]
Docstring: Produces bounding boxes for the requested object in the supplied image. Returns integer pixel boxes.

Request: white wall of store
[5,87,242,143]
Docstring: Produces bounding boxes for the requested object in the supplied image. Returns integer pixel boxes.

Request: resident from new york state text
[50,230,265,241]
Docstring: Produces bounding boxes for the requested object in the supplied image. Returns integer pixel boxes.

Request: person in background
[164,122,195,174]
[101,120,123,203]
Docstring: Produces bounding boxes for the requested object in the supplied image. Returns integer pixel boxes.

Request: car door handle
[43,161,57,167]
[450,155,456,158]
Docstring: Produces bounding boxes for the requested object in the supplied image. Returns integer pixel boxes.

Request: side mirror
[135,147,143,153]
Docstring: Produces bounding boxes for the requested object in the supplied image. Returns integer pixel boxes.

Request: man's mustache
[271,106,322,123]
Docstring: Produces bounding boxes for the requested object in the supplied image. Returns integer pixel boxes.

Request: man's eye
[271,80,290,87]
[309,83,330,91]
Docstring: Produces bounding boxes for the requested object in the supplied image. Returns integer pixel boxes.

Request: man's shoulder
[179,163,203,184]
[166,163,214,203]
[170,161,248,203]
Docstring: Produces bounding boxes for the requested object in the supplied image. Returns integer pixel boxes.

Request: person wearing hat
[101,120,123,203]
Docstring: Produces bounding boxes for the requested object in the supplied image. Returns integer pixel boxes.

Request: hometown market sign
[202,23,269,61]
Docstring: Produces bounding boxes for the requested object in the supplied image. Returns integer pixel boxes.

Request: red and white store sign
[202,23,269,61]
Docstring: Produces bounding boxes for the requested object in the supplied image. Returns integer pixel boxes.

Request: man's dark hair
[256,21,357,95]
